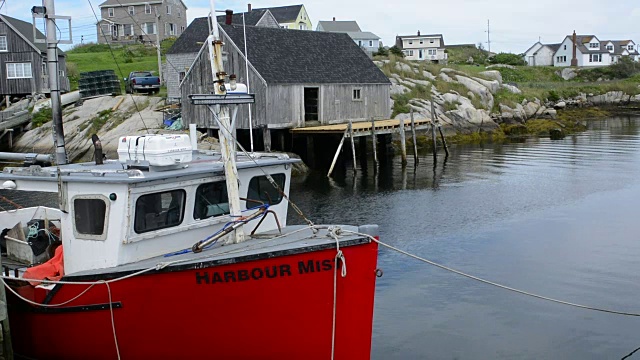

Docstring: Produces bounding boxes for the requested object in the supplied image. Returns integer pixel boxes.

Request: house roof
[397,33,443,39]
[216,9,273,27]
[317,20,361,32]
[345,31,380,40]
[166,17,209,55]
[547,43,561,52]
[607,40,639,55]
[253,5,303,23]
[99,0,187,9]
[0,14,64,55]
[220,24,390,84]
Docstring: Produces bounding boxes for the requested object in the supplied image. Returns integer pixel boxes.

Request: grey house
[316,20,381,56]
[165,10,278,101]
[0,14,69,98]
[97,0,187,44]
[180,24,390,138]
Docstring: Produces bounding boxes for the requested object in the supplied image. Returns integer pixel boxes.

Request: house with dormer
[551,33,639,67]
[253,4,311,30]
[96,0,187,44]
[316,19,381,56]
[395,31,447,63]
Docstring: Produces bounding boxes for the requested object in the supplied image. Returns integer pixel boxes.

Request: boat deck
[65,225,372,280]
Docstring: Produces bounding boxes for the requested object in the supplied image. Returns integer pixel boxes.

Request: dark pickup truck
[124,71,160,94]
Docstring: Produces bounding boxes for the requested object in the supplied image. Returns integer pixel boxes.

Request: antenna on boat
[32,0,72,165]
[188,0,255,244]
[242,12,254,153]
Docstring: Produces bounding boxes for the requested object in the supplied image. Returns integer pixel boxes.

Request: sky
[1,0,640,53]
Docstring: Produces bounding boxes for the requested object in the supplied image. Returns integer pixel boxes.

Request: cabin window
[6,63,32,79]
[134,190,186,233]
[0,36,7,52]
[194,181,229,220]
[145,4,151,14]
[179,71,186,82]
[369,40,373,47]
[352,88,362,101]
[108,8,114,17]
[246,174,286,208]
[73,196,109,240]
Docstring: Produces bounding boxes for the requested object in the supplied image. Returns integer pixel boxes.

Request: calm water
[288,115,640,359]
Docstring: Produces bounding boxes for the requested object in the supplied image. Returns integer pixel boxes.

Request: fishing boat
[0,1,379,359]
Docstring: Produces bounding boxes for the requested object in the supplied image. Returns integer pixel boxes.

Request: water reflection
[288,115,640,360]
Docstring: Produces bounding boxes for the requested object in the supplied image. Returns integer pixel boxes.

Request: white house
[316,19,380,55]
[395,31,447,63]
[552,33,639,67]
[523,42,560,66]
[605,40,640,63]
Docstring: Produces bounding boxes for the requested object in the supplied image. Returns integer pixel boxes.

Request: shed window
[128,6,135,15]
[108,8,114,17]
[6,63,32,79]
[0,36,7,52]
[246,174,286,208]
[145,4,151,14]
[74,198,107,237]
[166,5,171,14]
[352,88,362,101]
[194,181,229,220]
[134,190,186,233]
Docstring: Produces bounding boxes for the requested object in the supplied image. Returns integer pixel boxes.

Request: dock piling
[410,109,418,165]
[370,118,378,172]
[262,126,271,152]
[438,123,450,157]
[348,120,357,174]
[399,117,407,167]
[327,129,348,177]
[430,100,438,158]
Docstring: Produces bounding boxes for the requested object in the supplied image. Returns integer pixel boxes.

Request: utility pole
[154,7,163,84]
[42,0,68,165]
[487,19,491,54]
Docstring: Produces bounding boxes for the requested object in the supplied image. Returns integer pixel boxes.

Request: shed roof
[317,20,361,32]
[253,5,303,23]
[220,24,390,84]
[0,14,64,55]
[345,31,380,40]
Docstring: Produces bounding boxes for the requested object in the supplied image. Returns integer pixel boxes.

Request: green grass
[66,44,162,93]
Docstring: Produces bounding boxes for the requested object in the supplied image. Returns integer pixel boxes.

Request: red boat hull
[9,241,378,359]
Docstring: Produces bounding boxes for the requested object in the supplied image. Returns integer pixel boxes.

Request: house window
[177,10,181,18]
[124,24,134,36]
[629,45,635,51]
[181,26,185,33]
[42,62,47,75]
[369,40,373,47]
[299,24,306,30]
[134,190,186,234]
[128,6,134,15]
[246,174,286,208]
[143,22,156,35]
[408,40,413,45]
[73,197,108,239]
[166,23,176,36]
[408,50,414,56]
[111,24,119,38]
[108,7,114,17]
[145,4,151,14]
[564,45,567,50]
[589,43,599,49]
[358,40,362,46]
[59,70,65,77]
[556,56,567,63]
[430,39,434,43]
[352,88,362,101]
[0,36,7,52]
[6,63,33,79]
[194,181,229,220]
[589,54,601,62]
[166,5,171,14]
[607,45,613,51]
[428,49,437,55]
[419,40,423,44]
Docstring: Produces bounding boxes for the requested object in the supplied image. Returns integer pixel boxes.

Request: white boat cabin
[0,135,295,275]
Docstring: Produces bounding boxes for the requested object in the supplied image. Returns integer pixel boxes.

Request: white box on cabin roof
[117,134,193,167]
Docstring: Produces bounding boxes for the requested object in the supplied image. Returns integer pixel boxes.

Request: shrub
[389,45,404,58]
[68,43,112,54]
[32,107,52,128]
[547,90,560,102]
[373,46,389,57]
[488,52,526,66]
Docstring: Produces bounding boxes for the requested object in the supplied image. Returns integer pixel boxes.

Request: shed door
[304,87,319,122]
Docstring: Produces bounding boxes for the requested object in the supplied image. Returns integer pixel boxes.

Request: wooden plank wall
[0,22,44,96]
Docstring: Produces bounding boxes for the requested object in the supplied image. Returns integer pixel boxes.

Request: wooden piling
[410,109,418,165]
[262,126,271,152]
[399,117,407,167]
[430,100,438,156]
[327,129,348,177]
[348,120,357,174]
[370,118,378,171]
[438,124,450,157]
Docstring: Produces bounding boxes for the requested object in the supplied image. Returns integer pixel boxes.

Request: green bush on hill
[488,53,526,66]
[576,57,640,81]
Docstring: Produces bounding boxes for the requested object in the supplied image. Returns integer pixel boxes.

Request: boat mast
[208,0,245,243]
[43,0,68,165]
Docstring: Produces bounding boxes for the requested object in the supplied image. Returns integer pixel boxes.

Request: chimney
[571,30,578,67]
[417,30,420,36]
[248,3,252,12]
[225,9,233,25]
[332,17,335,21]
